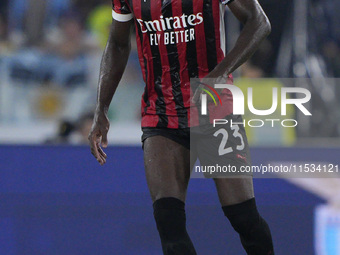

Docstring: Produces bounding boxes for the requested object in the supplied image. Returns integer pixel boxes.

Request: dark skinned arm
[88,19,133,165]
[206,0,271,78]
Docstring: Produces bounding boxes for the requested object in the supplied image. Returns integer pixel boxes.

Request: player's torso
[127,0,226,128]
[128,0,225,77]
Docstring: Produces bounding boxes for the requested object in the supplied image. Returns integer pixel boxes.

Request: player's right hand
[88,111,109,165]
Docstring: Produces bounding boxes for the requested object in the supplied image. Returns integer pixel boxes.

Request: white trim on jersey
[221,0,234,4]
[219,3,226,56]
[112,10,133,22]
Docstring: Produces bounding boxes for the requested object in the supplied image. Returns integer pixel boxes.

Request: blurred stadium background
[0,0,339,254]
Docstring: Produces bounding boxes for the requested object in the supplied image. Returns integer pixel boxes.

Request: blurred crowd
[0,0,144,145]
[0,0,111,87]
[313,0,340,77]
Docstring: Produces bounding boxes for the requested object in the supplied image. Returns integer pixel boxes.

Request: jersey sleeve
[220,0,235,4]
[112,0,133,22]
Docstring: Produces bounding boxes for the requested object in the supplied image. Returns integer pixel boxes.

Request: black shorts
[141,127,190,150]
[192,115,251,177]
[141,115,251,177]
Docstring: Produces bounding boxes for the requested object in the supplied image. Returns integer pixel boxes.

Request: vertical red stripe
[113,0,122,14]
[133,0,147,117]
[135,22,148,115]
[193,0,209,78]
[135,33,147,83]
[151,0,179,128]
[171,0,192,127]
[212,1,225,63]
[134,11,147,83]
[134,0,160,126]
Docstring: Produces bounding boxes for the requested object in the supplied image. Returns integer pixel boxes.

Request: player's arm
[89,19,133,165]
[207,0,271,78]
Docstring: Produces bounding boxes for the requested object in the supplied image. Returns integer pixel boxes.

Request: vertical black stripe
[183,0,199,79]
[162,0,188,128]
[142,57,150,115]
[203,0,218,72]
[142,0,168,127]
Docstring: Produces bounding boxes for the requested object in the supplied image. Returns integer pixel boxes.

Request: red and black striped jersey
[112,0,234,128]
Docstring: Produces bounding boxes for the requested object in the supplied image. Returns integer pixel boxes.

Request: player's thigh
[143,135,192,202]
[213,177,254,206]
